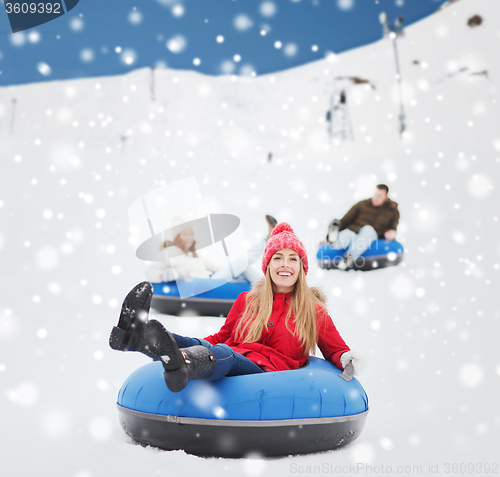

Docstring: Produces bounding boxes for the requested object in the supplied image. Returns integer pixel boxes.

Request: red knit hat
[262,222,309,275]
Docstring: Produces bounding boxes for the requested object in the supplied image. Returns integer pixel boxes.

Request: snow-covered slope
[0,0,498,475]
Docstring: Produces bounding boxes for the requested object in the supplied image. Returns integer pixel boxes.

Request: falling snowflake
[120,49,137,65]
[337,0,355,11]
[389,275,414,299]
[35,246,60,270]
[6,381,39,406]
[350,441,375,463]
[10,32,26,47]
[234,14,253,32]
[128,9,143,25]
[88,416,113,441]
[458,363,484,387]
[80,48,94,62]
[166,35,187,53]
[467,174,493,198]
[172,4,185,17]
[283,43,298,58]
[28,31,40,43]
[69,17,84,32]
[40,409,71,437]
[37,62,52,76]
[259,2,277,18]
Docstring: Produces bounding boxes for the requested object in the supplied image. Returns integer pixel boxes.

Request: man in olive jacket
[330,184,399,270]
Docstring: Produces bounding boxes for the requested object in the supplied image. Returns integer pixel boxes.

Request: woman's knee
[210,343,234,361]
[197,338,214,348]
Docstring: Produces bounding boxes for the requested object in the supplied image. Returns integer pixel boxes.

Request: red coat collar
[273,291,293,300]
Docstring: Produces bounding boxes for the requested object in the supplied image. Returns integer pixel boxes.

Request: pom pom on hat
[270,222,294,237]
[262,222,309,275]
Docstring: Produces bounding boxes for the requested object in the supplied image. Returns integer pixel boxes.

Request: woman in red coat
[110,223,366,392]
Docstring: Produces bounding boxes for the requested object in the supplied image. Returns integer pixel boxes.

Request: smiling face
[268,248,301,293]
[178,228,194,250]
[371,187,388,207]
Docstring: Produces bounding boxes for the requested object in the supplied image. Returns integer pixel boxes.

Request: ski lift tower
[379,12,406,138]
[326,79,354,142]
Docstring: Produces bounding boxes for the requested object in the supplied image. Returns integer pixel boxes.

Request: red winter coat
[204,291,350,372]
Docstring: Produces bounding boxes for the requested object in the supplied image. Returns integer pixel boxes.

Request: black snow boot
[337,253,354,271]
[327,219,340,245]
[109,281,154,354]
[143,320,216,393]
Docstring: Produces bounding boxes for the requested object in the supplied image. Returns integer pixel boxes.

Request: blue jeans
[172,333,265,381]
[337,225,378,260]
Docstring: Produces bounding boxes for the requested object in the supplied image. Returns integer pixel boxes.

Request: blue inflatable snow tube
[150,277,251,317]
[116,357,369,457]
[317,239,404,271]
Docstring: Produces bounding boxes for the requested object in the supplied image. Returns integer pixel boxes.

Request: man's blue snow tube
[317,239,404,271]
[150,277,251,317]
[116,357,369,457]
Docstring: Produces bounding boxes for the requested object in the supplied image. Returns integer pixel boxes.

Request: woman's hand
[340,351,367,376]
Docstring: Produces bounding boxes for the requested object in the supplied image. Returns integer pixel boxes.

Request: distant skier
[322,184,400,271]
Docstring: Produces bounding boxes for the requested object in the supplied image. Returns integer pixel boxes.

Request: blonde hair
[234,261,327,355]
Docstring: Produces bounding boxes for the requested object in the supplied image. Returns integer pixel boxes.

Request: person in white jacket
[145,224,223,283]
[145,215,278,284]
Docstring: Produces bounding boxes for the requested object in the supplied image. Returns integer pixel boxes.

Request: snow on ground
[0,0,499,475]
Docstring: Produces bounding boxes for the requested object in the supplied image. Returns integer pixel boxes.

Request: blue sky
[0,0,449,86]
